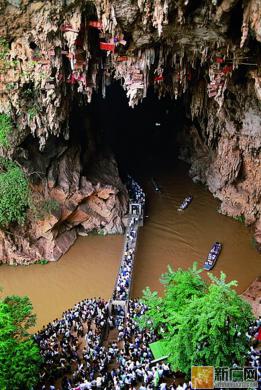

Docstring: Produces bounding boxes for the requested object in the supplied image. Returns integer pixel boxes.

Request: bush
[36,259,49,265]
[234,215,245,224]
[0,114,13,147]
[0,159,30,227]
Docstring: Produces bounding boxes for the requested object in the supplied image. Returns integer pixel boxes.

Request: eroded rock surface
[0,147,127,264]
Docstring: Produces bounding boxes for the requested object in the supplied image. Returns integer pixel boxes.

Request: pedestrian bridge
[109,178,145,315]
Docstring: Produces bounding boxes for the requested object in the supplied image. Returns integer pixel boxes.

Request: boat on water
[177,195,193,211]
[151,178,160,192]
[203,242,222,270]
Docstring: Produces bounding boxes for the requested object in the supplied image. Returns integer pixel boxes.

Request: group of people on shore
[35,298,176,389]
[35,298,109,389]
[247,316,261,386]
[35,304,261,390]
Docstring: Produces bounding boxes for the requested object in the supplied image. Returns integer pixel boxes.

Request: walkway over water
[110,177,145,314]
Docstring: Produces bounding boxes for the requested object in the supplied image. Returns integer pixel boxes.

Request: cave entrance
[83,83,186,179]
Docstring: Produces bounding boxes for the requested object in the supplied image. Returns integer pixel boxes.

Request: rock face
[242,277,261,318]
[0,147,128,264]
[179,79,261,250]
[0,0,260,262]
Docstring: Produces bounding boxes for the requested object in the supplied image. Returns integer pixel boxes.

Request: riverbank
[242,277,261,317]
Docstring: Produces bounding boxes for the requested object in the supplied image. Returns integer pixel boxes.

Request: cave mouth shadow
[78,82,186,180]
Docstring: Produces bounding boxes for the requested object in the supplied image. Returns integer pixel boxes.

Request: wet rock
[254,218,261,252]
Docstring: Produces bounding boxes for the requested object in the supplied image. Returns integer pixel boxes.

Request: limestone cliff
[0,0,260,262]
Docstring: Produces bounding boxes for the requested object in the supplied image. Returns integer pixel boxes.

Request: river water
[0,163,259,330]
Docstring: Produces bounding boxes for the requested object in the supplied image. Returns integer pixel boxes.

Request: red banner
[100,42,115,53]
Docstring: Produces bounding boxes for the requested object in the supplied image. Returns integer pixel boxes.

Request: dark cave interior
[71,83,187,180]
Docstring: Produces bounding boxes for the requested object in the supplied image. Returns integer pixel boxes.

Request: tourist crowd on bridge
[127,176,145,208]
[113,177,145,301]
[113,220,138,301]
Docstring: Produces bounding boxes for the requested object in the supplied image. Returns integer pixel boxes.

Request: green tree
[140,263,207,333]
[0,293,42,389]
[0,158,30,226]
[141,265,254,376]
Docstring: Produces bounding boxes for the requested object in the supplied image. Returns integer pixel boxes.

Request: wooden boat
[151,178,160,192]
[177,195,192,211]
[203,242,222,271]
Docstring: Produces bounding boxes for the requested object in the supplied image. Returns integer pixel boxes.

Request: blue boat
[177,195,193,211]
[204,242,222,270]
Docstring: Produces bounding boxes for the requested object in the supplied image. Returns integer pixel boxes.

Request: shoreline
[241,276,261,317]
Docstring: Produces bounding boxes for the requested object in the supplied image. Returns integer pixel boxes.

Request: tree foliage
[140,263,207,333]
[141,264,254,376]
[0,114,13,147]
[0,293,42,389]
[0,158,30,227]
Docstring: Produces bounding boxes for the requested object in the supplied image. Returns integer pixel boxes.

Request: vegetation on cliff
[0,291,42,389]
[140,264,254,375]
[0,114,13,147]
[0,158,30,227]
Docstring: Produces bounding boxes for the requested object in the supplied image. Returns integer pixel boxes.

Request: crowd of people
[127,176,145,208]
[35,299,178,390]
[35,306,261,390]
[113,178,145,301]
[113,217,139,301]
[246,316,261,387]
[35,298,109,389]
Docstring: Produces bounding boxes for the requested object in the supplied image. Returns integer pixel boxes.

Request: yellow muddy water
[0,163,260,330]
